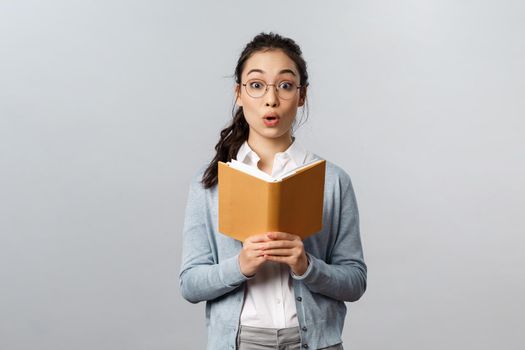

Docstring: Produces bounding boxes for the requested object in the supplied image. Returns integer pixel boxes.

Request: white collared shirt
[236,138,317,329]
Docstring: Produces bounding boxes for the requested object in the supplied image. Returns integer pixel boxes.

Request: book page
[227,158,324,182]
[228,160,277,182]
[278,159,324,181]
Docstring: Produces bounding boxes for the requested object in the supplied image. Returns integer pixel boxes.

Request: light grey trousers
[236,325,344,350]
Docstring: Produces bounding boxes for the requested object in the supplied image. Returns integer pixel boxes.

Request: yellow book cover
[218,159,325,242]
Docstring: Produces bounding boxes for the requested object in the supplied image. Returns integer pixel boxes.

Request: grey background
[1,1,524,349]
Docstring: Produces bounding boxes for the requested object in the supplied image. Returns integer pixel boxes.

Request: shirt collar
[236,141,260,165]
[235,137,308,167]
[282,137,308,166]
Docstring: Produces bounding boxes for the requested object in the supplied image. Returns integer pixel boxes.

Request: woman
[179,32,367,350]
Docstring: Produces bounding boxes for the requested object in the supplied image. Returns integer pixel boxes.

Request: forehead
[242,50,298,77]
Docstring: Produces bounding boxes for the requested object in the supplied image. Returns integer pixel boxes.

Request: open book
[218,158,325,242]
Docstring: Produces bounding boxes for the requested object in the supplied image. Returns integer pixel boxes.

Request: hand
[238,233,270,277]
[262,232,309,276]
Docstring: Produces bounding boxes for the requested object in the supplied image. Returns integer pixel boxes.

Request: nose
[265,85,279,107]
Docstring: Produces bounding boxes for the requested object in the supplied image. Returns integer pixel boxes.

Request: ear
[235,84,243,107]
[297,86,307,107]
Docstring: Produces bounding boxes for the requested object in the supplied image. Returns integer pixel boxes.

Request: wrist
[292,255,309,276]
[238,254,255,278]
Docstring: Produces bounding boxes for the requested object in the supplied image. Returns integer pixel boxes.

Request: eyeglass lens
[244,80,299,99]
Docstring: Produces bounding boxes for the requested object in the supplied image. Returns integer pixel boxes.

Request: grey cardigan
[179,157,367,350]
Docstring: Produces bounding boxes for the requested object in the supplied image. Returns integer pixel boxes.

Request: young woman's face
[235,49,305,141]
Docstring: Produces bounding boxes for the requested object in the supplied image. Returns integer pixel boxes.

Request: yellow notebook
[218,159,325,242]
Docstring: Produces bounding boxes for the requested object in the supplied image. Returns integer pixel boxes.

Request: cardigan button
[302,326,307,331]
[302,344,309,348]
[296,296,302,302]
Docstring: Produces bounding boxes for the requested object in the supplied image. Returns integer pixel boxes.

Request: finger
[266,231,298,241]
[250,251,267,258]
[243,243,266,253]
[264,255,290,263]
[263,248,294,256]
[251,242,268,251]
[263,240,296,250]
[243,248,266,258]
[247,233,272,243]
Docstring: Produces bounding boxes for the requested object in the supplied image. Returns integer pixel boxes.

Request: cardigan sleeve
[291,173,367,302]
[178,174,251,304]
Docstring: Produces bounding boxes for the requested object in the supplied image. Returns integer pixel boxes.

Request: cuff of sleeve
[219,253,254,287]
[291,252,313,280]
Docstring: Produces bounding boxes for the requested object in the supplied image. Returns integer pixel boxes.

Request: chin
[251,127,284,139]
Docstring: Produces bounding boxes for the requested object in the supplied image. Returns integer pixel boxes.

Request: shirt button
[296,296,302,302]
[303,344,309,348]
[302,326,307,331]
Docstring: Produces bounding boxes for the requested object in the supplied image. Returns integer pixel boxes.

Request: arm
[178,177,250,304]
[291,176,367,302]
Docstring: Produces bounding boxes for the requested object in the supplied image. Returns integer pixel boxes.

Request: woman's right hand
[238,233,269,277]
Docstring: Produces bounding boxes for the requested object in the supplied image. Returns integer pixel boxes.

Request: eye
[249,81,265,90]
[279,81,295,91]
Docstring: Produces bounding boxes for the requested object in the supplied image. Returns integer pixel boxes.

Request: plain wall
[1,1,524,349]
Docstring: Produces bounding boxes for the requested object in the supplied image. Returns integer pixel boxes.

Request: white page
[278,159,324,180]
[228,160,277,182]
[227,158,323,182]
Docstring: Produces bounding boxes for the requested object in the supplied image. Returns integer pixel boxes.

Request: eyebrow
[246,69,297,77]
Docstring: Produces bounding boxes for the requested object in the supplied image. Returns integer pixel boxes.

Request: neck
[247,131,294,169]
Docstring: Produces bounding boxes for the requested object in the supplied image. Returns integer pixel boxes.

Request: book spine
[266,182,281,231]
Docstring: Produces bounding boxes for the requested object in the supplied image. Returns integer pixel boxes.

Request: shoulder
[192,163,209,182]
[187,163,210,193]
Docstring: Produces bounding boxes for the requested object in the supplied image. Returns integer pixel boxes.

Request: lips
[263,113,280,127]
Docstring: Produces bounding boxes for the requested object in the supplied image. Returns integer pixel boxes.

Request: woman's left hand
[262,232,309,276]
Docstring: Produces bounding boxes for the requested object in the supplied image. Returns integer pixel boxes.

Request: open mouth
[263,116,280,127]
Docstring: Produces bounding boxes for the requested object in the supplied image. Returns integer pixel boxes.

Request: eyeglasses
[241,79,302,100]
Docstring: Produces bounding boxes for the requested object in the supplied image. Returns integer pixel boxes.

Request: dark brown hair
[201,32,310,189]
